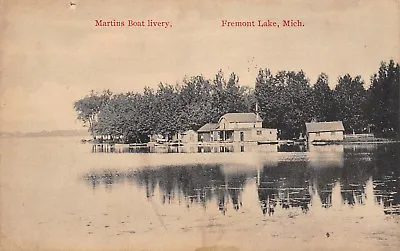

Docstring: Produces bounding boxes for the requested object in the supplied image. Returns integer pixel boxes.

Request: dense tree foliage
[255,69,314,138]
[73,90,112,135]
[367,60,400,136]
[77,71,252,142]
[74,61,399,142]
[334,74,367,133]
[312,73,336,122]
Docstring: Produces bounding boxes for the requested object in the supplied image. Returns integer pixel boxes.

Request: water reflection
[258,161,312,215]
[84,143,400,215]
[92,143,279,153]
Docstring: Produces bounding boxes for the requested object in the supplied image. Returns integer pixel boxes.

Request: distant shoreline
[0,130,90,138]
[343,140,399,144]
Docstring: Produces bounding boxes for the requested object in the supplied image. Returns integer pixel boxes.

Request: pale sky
[0,0,399,132]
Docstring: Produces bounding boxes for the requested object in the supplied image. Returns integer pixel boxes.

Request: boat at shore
[257,140,278,145]
[312,141,329,146]
[311,140,343,146]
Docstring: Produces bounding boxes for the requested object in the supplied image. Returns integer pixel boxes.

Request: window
[257,130,262,135]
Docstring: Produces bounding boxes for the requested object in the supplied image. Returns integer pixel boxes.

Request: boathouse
[198,113,277,143]
[305,121,345,142]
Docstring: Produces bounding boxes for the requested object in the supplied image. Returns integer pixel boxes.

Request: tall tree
[312,73,335,122]
[279,70,313,138]
[140,87,158,137]
[368,60,400,136]
[74,90,112,136]
[225,72,247,113]
[178,75,214,131]
[154,82,181,137]
[210,70,227,121]
[254,68,278,127]
[242,86,256,113]
[95,93,131,140]
[255,69,313,139]
[334,74,367,133]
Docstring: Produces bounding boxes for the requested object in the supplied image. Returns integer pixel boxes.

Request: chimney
[255,102,261,120]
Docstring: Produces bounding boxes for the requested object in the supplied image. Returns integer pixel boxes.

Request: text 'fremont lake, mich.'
[94,19,305,28]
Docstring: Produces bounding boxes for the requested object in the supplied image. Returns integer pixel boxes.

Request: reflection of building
[198,112,277,143]
[197,144,278,153]
[257,162,312,215]
[84,143,400,215]
[307,144,344,168]
[305,121,344,142]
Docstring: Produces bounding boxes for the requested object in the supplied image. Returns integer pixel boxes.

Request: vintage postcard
[0,0,399,250]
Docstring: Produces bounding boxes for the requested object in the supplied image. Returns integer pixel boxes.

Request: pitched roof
[182,129,197,135]
[197,123,219,132]
[219,113,263,123]
[305,121,345,133]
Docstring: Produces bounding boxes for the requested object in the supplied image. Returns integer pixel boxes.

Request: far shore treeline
[74,60,399,142]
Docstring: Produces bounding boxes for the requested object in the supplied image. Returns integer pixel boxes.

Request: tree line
[74,60,399,142]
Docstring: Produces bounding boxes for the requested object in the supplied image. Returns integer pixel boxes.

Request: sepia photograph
[0,0,399,250]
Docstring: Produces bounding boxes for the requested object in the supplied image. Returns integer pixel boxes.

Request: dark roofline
[307,129,344,133]
[219,113,263,123]
[197,123,219,132]
[305,121,345,133]
[216,128,254,131]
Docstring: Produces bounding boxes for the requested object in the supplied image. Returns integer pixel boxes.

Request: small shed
[181,130,198,144]
[305,121,345,142]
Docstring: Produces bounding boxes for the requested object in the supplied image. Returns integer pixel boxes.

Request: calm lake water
[1,137,399,251]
